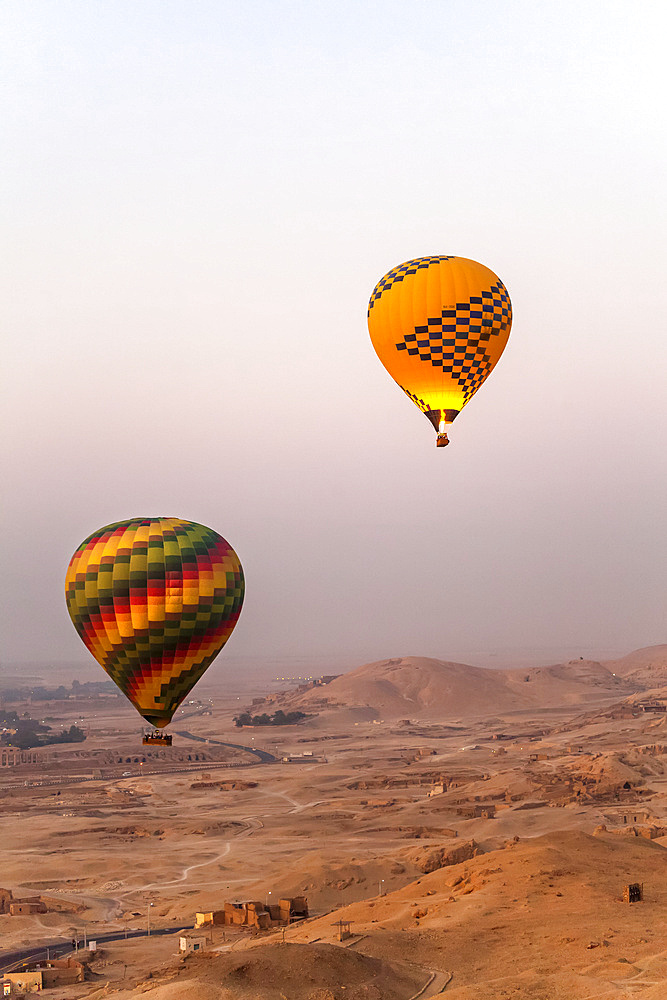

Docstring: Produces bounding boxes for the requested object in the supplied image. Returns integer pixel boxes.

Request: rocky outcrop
[406,839,479,874]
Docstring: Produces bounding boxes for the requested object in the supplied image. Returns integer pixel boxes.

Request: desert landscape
[2,644,666,998]
[4,2,665,997]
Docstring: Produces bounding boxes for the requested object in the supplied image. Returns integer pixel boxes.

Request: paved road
[174,730,278,763]
[0,924,192,976]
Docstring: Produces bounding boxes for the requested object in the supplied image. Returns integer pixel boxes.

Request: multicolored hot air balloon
[368,256,512,446]
[65,517,244,729]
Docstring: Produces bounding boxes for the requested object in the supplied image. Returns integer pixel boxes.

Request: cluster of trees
[0,679,117,702]
[0,714,86,750]
[233,709,307,728]
[41,724,86,747]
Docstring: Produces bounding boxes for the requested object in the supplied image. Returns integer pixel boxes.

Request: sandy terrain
[1,644,666,997]
[275,654,644,719]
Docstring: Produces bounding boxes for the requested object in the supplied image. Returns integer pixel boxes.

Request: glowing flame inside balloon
[368,256,512,446]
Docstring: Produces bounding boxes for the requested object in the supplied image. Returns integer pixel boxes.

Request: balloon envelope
[368,256,512,445]
[65,517,244,728]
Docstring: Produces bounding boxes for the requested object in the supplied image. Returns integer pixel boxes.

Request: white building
[179,932,208,954]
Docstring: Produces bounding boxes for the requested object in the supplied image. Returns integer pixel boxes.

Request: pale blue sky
[2,1,665,673]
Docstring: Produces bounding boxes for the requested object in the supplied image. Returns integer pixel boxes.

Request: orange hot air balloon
[368,256,512,446]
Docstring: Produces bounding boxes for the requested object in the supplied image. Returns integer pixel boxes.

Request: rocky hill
[92,830,667,1000]
[86,941,426,1000]
[284,828,667,999]
[274,650,654,720]
[602,644,667,686]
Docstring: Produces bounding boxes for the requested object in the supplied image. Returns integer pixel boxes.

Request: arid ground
[1,644,666,998]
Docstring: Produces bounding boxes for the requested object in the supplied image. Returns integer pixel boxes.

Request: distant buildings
[456,803,497,819]
[281,753,318,763]
[2,958,84,994]
[195,896,308,931]
[0,748,42,767]
[0,888,80,916]
[179,932,209,954]
[8,899,47,916]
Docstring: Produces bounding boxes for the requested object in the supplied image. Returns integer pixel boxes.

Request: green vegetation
[233,709,307,728]
[0,714,86,749]
[0,679,117,702]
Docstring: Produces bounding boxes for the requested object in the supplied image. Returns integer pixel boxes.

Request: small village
[1,895,310,995]
[1,660,666,998]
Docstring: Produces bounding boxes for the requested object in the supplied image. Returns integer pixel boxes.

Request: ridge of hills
[601,644,667,686]
[92,830,667,1000]
[274,645,667,720]
[283,828,667,999]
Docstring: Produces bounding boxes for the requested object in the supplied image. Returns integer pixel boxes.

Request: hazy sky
[2,1,665,675]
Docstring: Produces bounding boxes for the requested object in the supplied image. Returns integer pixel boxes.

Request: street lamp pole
[379,879,385,897]
[147,902,154,936]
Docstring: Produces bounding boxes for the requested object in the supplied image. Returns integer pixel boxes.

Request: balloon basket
[142,731,173,747]
[436,432,450,448]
